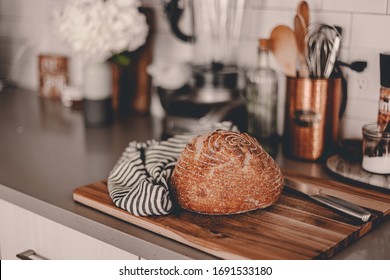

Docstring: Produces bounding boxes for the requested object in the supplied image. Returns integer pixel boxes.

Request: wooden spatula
[270,25,298,77]
[297,0,310,28]
[294,14,309,77]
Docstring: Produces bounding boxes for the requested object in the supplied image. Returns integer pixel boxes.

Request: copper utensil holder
[283,77,342,161]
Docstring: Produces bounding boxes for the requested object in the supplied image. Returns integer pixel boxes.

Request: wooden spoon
[297,1,310,28]
[270,25,298,77]
[294,14,309,77]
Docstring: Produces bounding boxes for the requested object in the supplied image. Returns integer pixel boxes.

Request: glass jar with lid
[362,123,390,174]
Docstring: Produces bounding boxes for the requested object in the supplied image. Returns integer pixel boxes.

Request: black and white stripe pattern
[107,122,237,216]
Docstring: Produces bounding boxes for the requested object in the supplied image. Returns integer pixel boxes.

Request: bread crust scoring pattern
[170,130,284,215]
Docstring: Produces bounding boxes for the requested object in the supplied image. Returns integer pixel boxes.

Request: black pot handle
[163,0,194,43]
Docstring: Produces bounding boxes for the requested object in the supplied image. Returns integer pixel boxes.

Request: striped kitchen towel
[107,122,237,216]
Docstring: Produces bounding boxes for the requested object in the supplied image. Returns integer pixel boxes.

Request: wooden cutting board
[73,170,390,260]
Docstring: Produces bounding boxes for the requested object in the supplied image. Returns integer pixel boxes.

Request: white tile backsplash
[153,34,193,63]
[306,0,323,10]
[246,0,298,9]
[0,0,22,16]
[351,14,390,50]
[246,0,322,10]
[237,40,258,68]
[323,0,387,14]
[343,98,379,121]
[348,49,381,101]
[244,9,291,39]
[1,0,390,138]
[340,117,371,138]
[152,3,171,34]
[20,0,64,19]
[0,16,38,39]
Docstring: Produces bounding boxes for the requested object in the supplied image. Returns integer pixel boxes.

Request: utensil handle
[310,194,372,222]
[163,0,194,42]
[16,249,47,260]
[324,36,341,78]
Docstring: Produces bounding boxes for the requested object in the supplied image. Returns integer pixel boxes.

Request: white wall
[1,0,390,138]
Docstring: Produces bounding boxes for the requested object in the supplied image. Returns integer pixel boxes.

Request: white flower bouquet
[52,0,149,64]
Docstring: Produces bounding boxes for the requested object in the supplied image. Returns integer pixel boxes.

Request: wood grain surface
[73,170,390,259]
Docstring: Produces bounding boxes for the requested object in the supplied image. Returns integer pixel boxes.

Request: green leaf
[111,53,132,67]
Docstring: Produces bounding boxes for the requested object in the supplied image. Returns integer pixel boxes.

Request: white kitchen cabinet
[0,199,139,260]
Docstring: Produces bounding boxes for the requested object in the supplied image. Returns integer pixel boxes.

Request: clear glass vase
[246,39,278,138]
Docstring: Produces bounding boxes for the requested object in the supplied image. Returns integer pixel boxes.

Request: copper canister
[283,77,342,161]
[38,55,69,99]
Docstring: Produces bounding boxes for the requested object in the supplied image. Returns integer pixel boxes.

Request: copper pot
[283,77,342,161]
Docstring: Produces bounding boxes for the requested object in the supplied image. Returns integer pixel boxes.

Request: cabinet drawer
[0,200,139,260]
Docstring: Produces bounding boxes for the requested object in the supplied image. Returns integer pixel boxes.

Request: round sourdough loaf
[170,130,284,215]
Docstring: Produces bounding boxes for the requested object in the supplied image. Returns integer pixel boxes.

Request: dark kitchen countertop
[0,88,389,260]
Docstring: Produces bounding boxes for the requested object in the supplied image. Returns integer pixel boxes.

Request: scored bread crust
[170,130,284,215]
